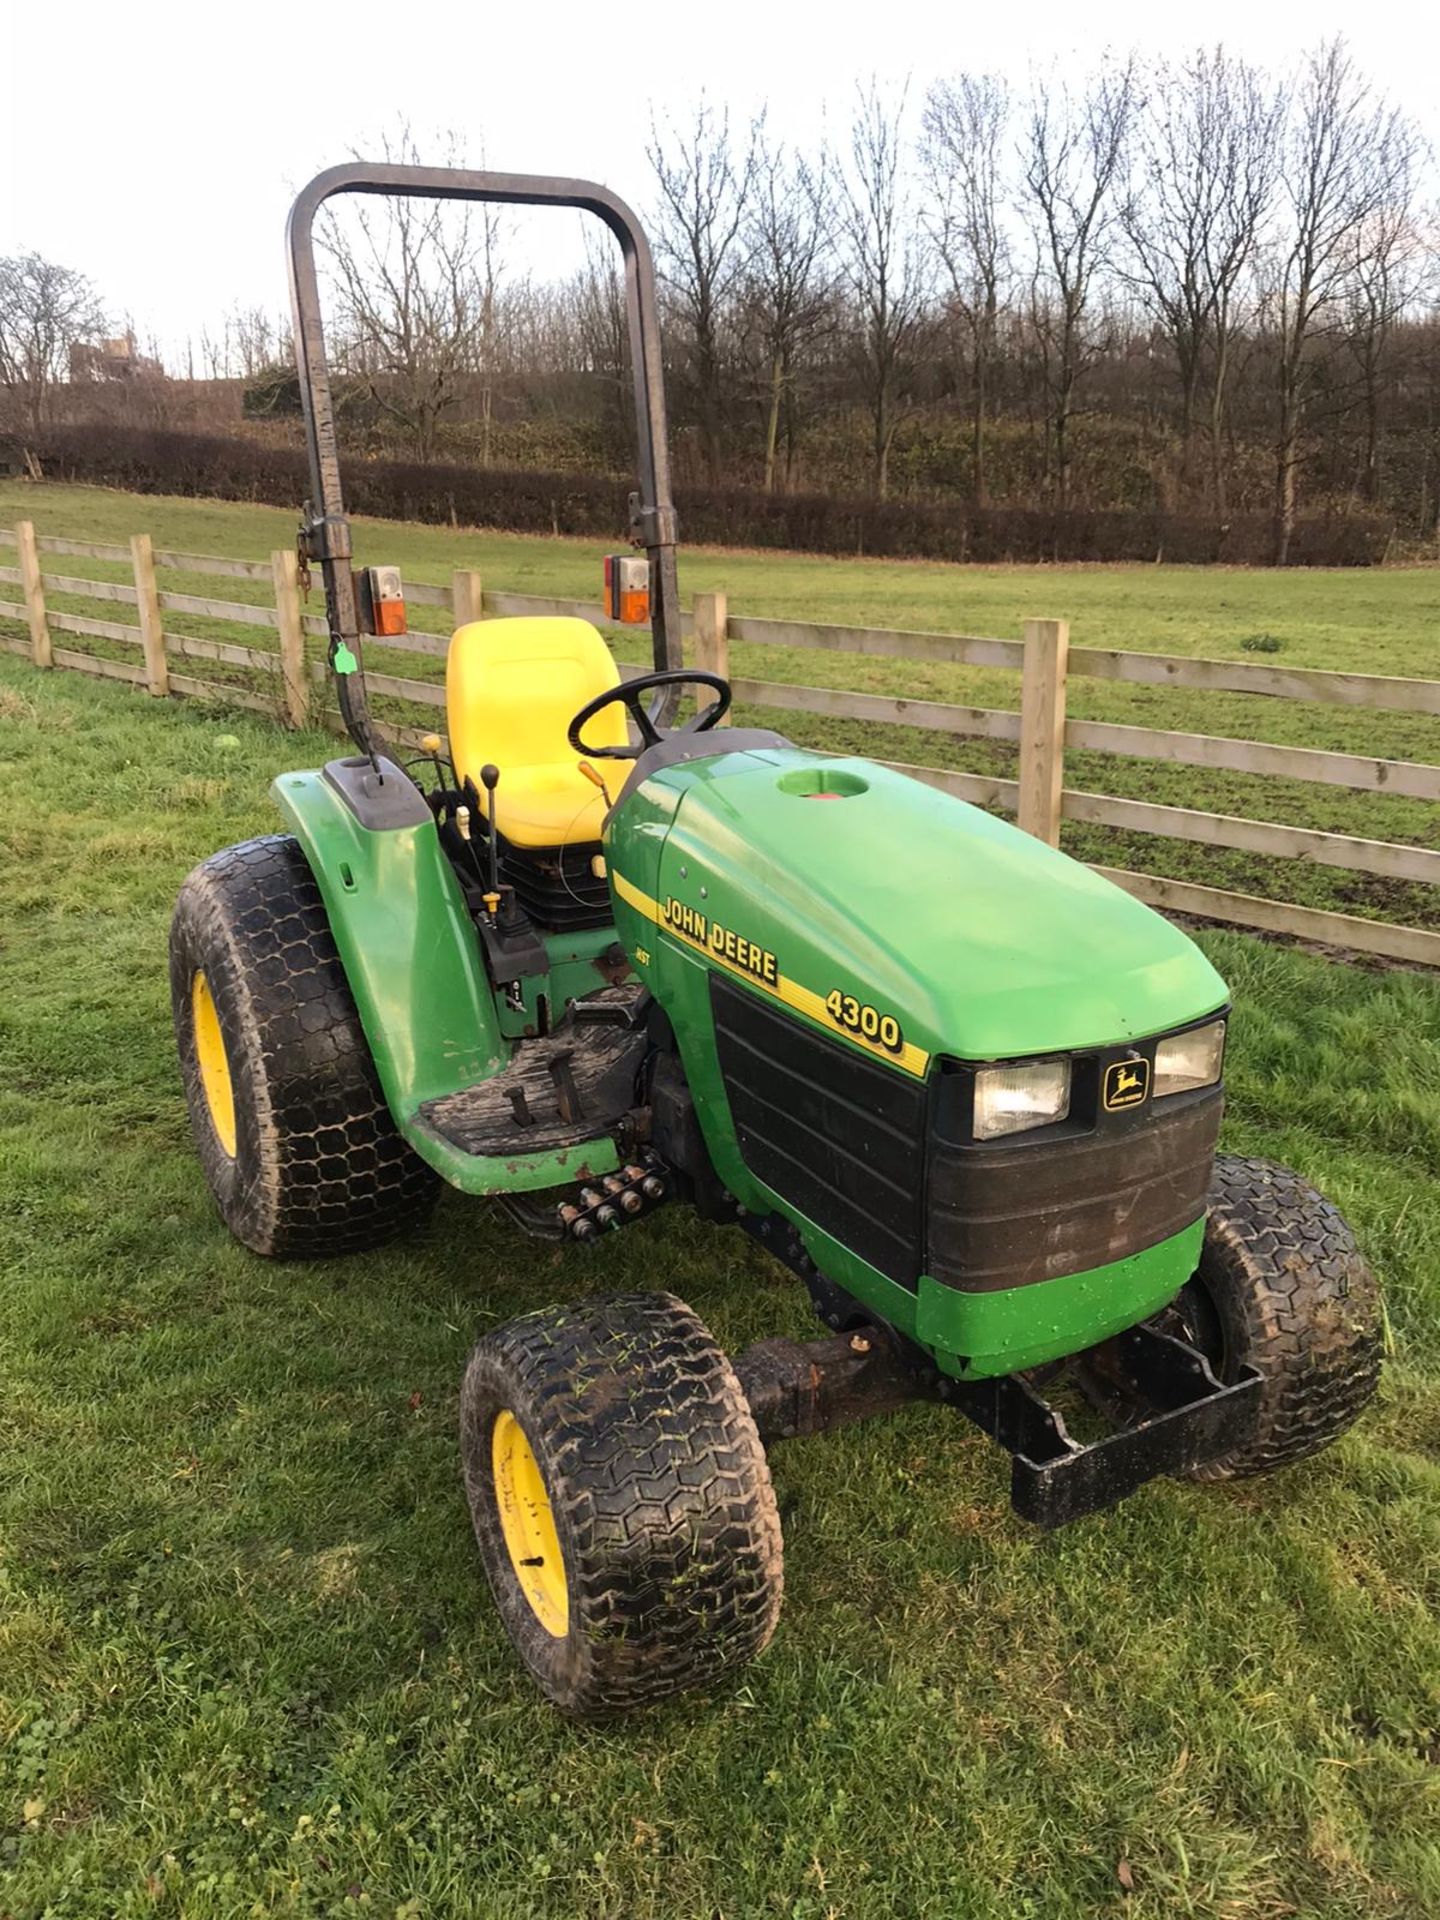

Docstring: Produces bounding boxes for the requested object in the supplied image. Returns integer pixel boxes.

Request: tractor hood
[615,748,1226,1066]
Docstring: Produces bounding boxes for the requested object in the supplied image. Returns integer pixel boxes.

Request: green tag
[332,642,358,676]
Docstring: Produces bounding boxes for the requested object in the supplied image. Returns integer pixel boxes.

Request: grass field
[3,483,1440,932]
[4,615,1440,1915]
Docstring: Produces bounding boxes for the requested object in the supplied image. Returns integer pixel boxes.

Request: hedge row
[28,426,1395,567]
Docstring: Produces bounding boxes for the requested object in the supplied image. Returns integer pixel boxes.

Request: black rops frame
[286,164,684,764]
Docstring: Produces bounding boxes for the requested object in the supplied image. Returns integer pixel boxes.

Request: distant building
[68,333,164,382]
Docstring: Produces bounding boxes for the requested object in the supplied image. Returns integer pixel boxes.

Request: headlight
[1153,1019,1226,1097]
[973,1060,1071,1140]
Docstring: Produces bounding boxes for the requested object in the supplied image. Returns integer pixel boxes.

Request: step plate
[418,988,647,1158]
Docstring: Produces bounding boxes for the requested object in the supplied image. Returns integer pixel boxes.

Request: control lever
[452,796,492,904]
[465,759,548,991]
[420,730,447,791]
[577,759,612,809]
[480,763,501,917]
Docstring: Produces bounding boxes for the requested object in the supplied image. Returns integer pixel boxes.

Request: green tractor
[170,165,1381,1717]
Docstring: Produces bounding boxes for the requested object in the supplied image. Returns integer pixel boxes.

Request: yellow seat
[445,617,628,848]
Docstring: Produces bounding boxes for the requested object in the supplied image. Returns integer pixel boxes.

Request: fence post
[693,590,729,724]
[272,548,308,729]
[16,520,51,668]
[130,532,169,698]
[1017,617,1069,846]
[452,568,483,628]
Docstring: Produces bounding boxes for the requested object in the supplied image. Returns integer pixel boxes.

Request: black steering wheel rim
[567,668,732,761]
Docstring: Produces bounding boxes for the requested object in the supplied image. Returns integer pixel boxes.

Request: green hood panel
[627,749,1225,1063]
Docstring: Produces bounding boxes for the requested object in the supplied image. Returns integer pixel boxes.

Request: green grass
[4,480,1439,668]
[3,483,1440,931]
[5,646,1440,1919]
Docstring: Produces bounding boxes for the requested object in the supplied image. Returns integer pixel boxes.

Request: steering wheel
[568,668,732,761]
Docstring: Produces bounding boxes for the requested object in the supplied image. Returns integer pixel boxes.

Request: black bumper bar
[941,1322,1262,1528]
[735,1317,1261,1530]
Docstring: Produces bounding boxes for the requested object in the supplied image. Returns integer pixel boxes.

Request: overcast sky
[4,0,1437,364]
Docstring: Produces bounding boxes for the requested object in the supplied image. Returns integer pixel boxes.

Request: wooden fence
[3,516,1439,969]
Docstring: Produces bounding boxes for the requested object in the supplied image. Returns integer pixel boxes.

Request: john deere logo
[1104,1058,1150,1112]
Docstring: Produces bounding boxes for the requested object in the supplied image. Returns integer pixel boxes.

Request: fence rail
[3,515,1438,968]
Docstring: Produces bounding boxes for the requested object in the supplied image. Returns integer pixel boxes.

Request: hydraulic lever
[480,763,501,917]
[577,759,612,809]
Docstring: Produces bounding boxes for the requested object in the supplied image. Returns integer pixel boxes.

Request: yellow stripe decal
[611,869,931,1079]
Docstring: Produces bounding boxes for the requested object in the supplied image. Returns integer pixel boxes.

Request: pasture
[2,522,1440,1916]
[4,482,1440,937]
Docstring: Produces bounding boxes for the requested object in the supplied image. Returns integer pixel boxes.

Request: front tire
[169,834,438,1256]
[1167,1154,1382,1480]
[460,1292,784,1717]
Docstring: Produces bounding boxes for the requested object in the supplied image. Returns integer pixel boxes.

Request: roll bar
[286,164,683,761]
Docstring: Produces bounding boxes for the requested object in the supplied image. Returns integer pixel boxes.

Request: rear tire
[169,834,438,1256]
[460,1291,784,1718]
[1166,1154,1381,1480]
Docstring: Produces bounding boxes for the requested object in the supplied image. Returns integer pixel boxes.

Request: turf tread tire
[170,833,437,1256]
[1180,1154,1381,1480]
[461,1291,784,1718]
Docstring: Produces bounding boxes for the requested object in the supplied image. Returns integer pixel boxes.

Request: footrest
[946,1323,1262,1529]
[417,988,647,1158]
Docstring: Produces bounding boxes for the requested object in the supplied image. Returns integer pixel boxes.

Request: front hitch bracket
[730,1305,1261,1530]
[940,1324,1262,1529]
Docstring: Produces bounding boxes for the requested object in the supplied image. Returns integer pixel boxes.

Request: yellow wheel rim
[191,970,237,1158]
[491,1409,569,1637]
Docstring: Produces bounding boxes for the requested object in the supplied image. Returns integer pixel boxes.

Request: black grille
[711,976,1222,1298]
[926,1084,1222,1292]
[498,836,611,932]
[710,975,926,1286]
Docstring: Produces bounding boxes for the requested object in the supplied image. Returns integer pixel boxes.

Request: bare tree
[318,127,508,462]
[570,230,632,462]
[742,129,835,491]
[1416,303,1440,537]
[470,200,509,468]
[1121,48,1282,504]
[1021,59,1139,506]
[647,98,755,484]
[922,73,1012,506]
[198,303,292,381]
[1343,156,1423,504]
[841,78,931,499]
[1267,39,1417,561]
[0,252,105,432]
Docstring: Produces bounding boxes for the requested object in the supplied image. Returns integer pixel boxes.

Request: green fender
[270,768,620,1193]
